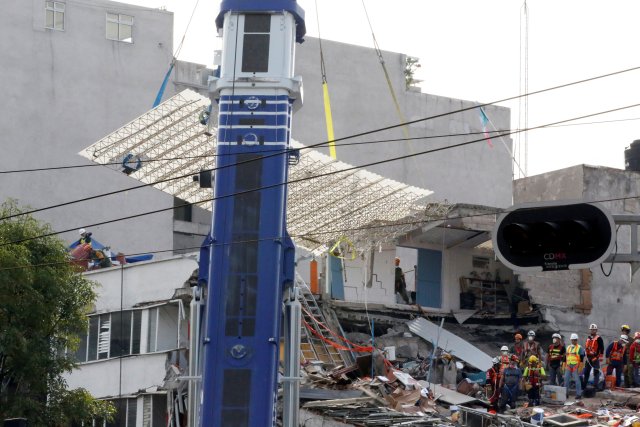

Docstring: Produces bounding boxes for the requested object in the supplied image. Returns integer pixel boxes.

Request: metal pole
[282,286,301,427]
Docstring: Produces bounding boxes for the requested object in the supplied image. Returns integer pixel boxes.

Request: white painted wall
[65,352,167,397]
[83,256,198,312]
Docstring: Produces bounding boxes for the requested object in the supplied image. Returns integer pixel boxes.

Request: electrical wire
[4,186,640,272]
[2,101,640,247]
[3,115,640,175]
[4,64,640,223]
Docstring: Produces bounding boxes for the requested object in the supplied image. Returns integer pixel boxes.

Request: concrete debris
[294,307,640,427]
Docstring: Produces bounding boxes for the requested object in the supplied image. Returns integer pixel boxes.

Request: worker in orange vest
[582,323,604,389]
[629,332,640,387]
[510,333,524,365]
[486,357,502,414]
[499,345,511,373]
[522,330,542,368]
[606,334,629,387]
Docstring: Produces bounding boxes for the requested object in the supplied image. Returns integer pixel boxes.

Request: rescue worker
[522,330,542,368]
[621,325,633,388]
[79,228,92,246]
[606,334,629,387]
[523,355,546,406]
[499,345,511,373]
[629,332,640,387]
[564,333,585,399]
[582,323,604,390]
[394,257,411,304]
[486,357,502,414]
[499,355,522,410]
[510,333,524,365]
[547,333,565,386]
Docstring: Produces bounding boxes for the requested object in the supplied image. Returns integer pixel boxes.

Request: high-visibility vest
[499,354,510,372]
[524,364,545,386]
[632,343,640,363]
[548,344,564,361]
[586,335,601,359]
[566,344,581,366]
[610,341,625,362]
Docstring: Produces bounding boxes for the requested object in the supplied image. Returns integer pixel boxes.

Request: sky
[127,0,640,178]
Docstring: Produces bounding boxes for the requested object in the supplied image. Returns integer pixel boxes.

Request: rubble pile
[292,318,640,427]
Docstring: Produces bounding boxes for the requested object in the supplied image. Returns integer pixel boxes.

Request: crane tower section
[199,1,305,426]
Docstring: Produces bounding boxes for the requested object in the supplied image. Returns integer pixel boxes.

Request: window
[173,197,193,222]
[106,398,137,427]
[242,14,270,73]
[75,310,142,362]
[147,303,187,353]
[45,1,65,31]
[106,13,133,43]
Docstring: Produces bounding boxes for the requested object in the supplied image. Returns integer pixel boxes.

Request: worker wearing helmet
[564,333,585,399]
[499,345,511,373]
[547,333,565,386]
[522,330,541,368]
[629,332,640,387]
[78,228,92,246]
[621,326,633,388]
[606,334,629,387]
[582,323,604,390]
[523,355,546,406]
[486,357,502,414]
[510,333,524,365]
[499,354,522,411]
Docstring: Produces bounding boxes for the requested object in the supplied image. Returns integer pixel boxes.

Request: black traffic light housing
[493,201,615,271]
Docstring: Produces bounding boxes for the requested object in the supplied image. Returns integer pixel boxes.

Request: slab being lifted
[407,317,493,371]
[418,381,478,405]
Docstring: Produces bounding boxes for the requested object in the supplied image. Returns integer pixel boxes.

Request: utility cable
[5,185,640,272]
[2,102,640,248]
[3,115,640,175]
[4,64,640,222]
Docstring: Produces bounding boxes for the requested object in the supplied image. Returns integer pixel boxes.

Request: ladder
[296,275,345,366]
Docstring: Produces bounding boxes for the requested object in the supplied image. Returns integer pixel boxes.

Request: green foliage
[404,56,421,89]
[0,200,113,425]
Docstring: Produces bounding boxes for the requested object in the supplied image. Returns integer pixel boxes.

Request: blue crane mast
[198,1,306,426]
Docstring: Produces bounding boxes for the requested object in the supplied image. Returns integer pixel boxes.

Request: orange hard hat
[515,333,523,340]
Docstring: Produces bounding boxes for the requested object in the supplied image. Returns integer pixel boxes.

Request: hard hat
[501,345,509,352]
[570,333,579,340]
[514,333,523,340]
[589,323,598,330]
[552,333,562,339]
[634,332,640,340]
[492,357,500,364]
[79,228,86,235]
[622,324,631,331]
[528,330,536,337]
[529,355,538,363]
[621,334,629,343]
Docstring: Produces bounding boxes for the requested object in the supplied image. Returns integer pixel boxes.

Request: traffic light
[493,202,615,271]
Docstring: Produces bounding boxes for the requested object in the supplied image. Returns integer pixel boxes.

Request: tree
[0,200,114,425]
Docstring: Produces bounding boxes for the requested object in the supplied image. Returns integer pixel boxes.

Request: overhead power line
[3,64,640,223]
[4,115,640,175]
[2,101,640,248]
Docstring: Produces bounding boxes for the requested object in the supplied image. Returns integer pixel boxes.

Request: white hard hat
[528,330,536,337]
[570,333,579,340]
[501,345,509,351]
[621,334,629,343]
[79,228,86,235]
[589,323,598,330]
[552,333,562,339]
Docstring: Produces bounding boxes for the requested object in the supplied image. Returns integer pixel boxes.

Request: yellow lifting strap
[315,0,338,159]
[322,81,337,159]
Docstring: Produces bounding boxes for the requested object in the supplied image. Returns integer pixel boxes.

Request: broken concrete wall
[514,165,640,343]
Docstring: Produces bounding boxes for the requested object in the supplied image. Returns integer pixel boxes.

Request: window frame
[76,309,142,363]
[45,1,65,31]
[106,12,134,43]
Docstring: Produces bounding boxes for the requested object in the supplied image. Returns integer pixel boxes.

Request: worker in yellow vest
[563,333,585,399]
[522,355,546,406]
